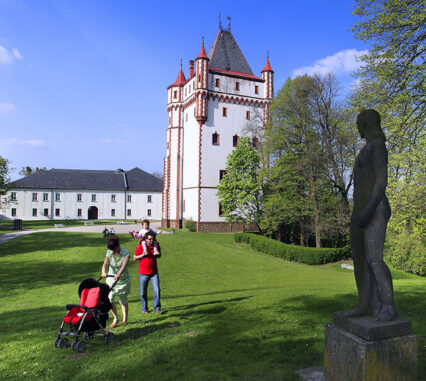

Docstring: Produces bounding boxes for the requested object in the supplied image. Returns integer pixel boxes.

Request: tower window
[198,74,201,83]
[236,82,240,91]
[246,111,251,120]
[11,208,16,217]
[147,209,152,217]
[255,85,259,94]
[212,132,219,145]
[10,192,17,201]
[222,107,227,117]
[233,134,239,147]
[78,209,82,217]
[215,78,220,88]
[173,90,177,99]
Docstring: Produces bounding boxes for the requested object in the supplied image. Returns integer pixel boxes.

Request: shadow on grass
[167,296,252,313]
[0,232,136,258]
[121,322,182,341]
[0,259,102,296]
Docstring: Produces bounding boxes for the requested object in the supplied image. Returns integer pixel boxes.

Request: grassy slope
[0,231,424,380]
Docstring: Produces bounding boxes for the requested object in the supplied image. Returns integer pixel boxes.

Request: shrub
[234,233,351,265]
[184,218,197,232]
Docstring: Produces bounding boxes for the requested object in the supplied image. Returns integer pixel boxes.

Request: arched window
[233,134,239,147]
[212,132,219,145]
[252,137,259,148]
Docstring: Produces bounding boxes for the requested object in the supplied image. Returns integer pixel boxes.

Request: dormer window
[236,82,240,91]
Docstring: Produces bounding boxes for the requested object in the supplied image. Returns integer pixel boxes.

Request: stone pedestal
[297,313,417,381]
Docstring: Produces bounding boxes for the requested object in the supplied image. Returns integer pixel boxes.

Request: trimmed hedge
[234,233,351,265]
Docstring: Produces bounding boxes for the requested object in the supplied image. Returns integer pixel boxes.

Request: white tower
[162,26,273,232]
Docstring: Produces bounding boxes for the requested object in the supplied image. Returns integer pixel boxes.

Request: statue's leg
[342,221,370,316]
[364,200,396,321]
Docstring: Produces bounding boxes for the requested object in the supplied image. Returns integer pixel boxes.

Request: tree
[217,137,263,230]
[0,156,12,196]
[151,171,163,180]
[351,0,425,274]
[19,166,47,176]
[262,74,357,247]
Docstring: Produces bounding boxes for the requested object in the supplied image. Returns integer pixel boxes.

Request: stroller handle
[98,275,120,290]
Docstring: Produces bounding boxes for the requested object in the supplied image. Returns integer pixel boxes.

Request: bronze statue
[343,109,397,322]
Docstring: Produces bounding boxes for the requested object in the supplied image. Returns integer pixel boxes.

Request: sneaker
[154,310,163,314]
[142,310,149,314]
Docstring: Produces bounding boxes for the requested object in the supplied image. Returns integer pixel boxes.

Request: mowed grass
[0,231,424,380]
[0,219,139,235]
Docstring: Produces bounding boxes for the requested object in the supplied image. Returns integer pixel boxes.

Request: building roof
[11,167,163,192]
[208,29,253,75]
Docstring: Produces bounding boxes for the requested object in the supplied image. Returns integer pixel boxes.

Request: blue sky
[0,0,368,180]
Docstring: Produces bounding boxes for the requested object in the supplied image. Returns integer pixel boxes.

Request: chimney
[189,60,194,78]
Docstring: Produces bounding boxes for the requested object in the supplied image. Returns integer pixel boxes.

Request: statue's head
[356,109,386,141]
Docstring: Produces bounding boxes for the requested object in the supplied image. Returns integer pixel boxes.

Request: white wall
[0,189,162,220]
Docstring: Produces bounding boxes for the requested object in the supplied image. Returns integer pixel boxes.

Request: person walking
[101,236,131,327]
[133,231,162,314]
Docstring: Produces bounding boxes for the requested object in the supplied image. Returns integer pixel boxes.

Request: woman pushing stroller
[101,236,130,328]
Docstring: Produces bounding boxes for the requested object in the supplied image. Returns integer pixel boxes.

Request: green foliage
[234,233,351,265]
[351,0,426,274]
[217,137,262,229]
[18,166,47,176]
[0,155,12,196]
[262,74,356,247]
[184,218,197,232]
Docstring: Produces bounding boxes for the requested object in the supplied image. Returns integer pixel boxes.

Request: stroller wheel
[104,332,115,344]
[53,337,61,348]
[75,340,86,352]
[57,338,69,349]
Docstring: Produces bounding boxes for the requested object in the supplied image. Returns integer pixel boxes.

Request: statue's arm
[357,139,388,228]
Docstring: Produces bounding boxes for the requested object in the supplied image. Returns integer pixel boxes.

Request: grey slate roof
[208,29,253,75]
[12,168,163,192]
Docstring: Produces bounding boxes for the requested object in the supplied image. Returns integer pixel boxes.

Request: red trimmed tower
[162,64,186,228]
[162,26,274,232]
[261,54,274,119]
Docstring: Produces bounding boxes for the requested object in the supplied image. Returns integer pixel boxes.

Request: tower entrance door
[88,206,98,220]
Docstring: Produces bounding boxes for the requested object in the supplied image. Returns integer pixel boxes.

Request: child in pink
[129,219,162,256]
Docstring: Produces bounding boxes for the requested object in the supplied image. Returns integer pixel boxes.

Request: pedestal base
[324,324,417,381]
[297,320,417,381]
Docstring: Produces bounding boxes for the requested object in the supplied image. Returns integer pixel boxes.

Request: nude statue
[343,109,397,322]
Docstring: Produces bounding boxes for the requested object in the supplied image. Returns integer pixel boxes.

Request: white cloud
[0,45,23,65]
[292,49,368,78]
[0,138,47,147]
[0,102,16,114]
[12,48,23,60]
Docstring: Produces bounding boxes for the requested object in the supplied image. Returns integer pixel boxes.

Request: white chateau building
[162,26,273,232]
[1,168,162,221]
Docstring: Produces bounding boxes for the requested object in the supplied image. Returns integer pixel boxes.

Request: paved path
[0,221,165,245]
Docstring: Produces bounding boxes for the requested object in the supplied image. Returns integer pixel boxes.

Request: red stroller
[54,276,118,352]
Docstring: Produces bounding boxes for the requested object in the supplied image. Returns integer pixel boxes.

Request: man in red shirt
[134,231,162,314]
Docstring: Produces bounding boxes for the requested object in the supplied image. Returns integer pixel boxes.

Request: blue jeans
[139,273,161,312]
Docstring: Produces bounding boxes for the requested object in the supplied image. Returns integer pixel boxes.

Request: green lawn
[0,231,424,380]
[0,219,139,235]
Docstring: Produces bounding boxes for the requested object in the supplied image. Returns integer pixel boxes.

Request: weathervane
[227,16,232,31]
[219,13,222,30]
